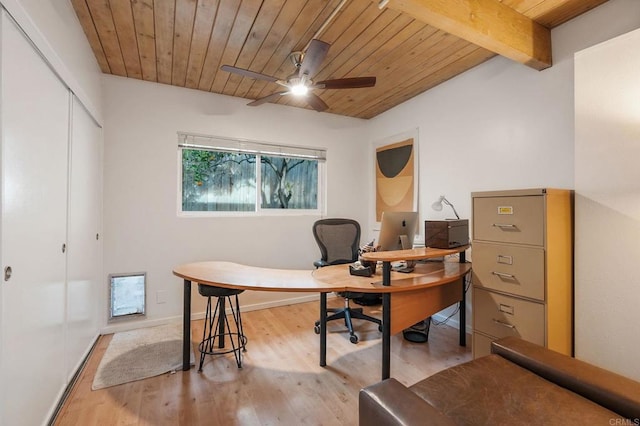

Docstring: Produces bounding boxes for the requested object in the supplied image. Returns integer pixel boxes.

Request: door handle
[4,266,12,282]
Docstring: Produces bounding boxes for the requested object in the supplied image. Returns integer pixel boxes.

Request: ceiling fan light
[291,83,309,96]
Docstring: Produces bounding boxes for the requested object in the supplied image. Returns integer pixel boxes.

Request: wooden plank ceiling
[71,0,608,119]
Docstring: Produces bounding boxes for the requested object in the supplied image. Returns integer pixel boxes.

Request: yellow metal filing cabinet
[471,188,573,358]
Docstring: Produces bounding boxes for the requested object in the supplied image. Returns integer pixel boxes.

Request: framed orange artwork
[375,134,417,221]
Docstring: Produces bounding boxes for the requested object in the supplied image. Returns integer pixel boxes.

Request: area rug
[92,323,194,390]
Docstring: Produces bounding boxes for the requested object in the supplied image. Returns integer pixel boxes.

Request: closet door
[1,11,70,426]
[66,96,103,380]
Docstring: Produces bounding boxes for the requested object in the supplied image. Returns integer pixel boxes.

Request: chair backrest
[312,218,361,266]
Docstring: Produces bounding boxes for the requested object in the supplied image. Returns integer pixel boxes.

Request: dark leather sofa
[359,337,640,425]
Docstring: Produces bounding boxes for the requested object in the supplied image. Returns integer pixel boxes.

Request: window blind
[178,132,326,161]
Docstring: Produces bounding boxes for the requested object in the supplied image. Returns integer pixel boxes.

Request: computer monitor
[377,211,419,251]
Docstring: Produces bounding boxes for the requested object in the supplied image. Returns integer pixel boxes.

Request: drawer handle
[498,304,514,315]
[492,223,516,229]
[492,271,515,279]
[493,319,516,329]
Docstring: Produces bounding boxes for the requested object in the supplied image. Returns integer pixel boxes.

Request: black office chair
[312,218,382,344]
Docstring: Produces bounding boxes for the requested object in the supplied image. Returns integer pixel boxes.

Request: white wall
[102,76,368,330]
[0,0,103,121]
[366,0,640,333]
[575,28,640,381]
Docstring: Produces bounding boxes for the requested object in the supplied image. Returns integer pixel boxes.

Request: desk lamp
[431,195,460,219]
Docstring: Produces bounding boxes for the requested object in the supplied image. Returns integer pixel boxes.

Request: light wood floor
[54,299,471,425]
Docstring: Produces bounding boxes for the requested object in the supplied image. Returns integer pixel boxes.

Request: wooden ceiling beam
[377,0,552,70]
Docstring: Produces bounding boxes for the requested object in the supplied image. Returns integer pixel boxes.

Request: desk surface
[360,245,468,262]
[173,261,321,292]
[173,260,470,294]
[312,261,471,293]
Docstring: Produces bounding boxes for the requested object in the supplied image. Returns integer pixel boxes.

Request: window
[179,133,325,214]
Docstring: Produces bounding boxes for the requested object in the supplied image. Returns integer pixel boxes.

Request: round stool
[197,284,247,371]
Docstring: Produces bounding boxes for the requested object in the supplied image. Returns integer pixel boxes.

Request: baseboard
[430,312,473,336]
[99,294,471,337]
[234,293,322,313]
[101,316,183,335]
[100,293,326,335]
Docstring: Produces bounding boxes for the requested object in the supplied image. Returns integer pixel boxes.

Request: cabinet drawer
[473,196,544,245]
[473,288,545,345]
[473,332,495,359]
[472,242,545,301]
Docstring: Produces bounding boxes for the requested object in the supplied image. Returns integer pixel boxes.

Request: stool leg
[222,296,242,368]
[234,294,247,352]
[217,296,226,349]
[199,296,213,372]
[199,295,224,371]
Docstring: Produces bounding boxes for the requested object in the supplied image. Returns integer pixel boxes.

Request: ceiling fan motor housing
[289,51,303,68]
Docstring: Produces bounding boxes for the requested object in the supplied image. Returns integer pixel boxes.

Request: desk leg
[183,279,192,371]
[320,292,327,367]
[459,282,466,347]
[382,261,392,380]
[459,251,467,347]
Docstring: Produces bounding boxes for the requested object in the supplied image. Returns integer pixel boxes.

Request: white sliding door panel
[0,16,3,426]
[1,12,70,426]
[66,96,102,380]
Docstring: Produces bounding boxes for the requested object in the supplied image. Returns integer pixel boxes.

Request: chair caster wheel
[314,325,320,334]
[349,334,358,344]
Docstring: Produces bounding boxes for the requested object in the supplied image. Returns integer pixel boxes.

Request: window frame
[177,132,326,217]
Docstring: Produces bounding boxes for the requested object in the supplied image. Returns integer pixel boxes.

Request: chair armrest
[359,378,455,426]
[492,337,640,419]
[314,260,330,268]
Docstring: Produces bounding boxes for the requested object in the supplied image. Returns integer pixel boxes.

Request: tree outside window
[181,148,319,212]
[260,156,317,209]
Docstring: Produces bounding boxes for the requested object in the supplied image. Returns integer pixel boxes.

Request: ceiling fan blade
[247,91,289,107]
[305,93,329,112]
[221,65,279,83]
[299,39,330,79]
[315,77,377,89]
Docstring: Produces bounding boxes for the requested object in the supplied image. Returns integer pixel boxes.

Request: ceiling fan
[221,39,376,112]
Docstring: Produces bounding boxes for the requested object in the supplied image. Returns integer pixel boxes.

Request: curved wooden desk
[173,246,470,380]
